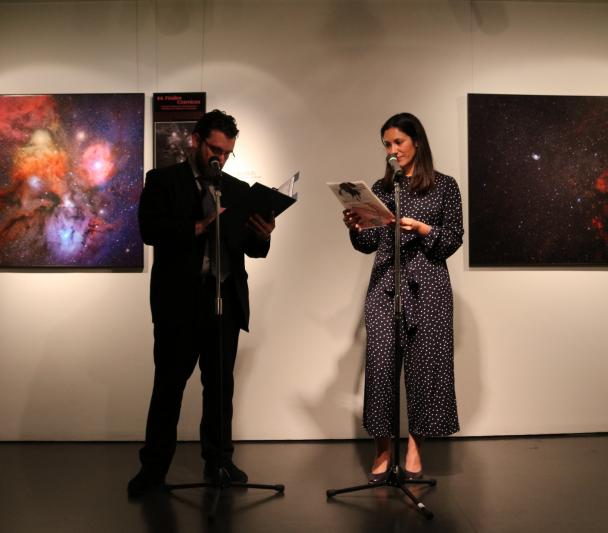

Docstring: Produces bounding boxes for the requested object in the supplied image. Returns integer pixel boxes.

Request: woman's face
[382,127,417,175]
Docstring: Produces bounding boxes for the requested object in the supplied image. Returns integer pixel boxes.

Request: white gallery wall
[0,0,606,440]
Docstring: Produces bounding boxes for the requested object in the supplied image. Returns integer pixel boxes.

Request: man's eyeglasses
[204,140,235,159]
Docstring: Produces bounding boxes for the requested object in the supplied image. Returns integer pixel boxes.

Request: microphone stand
[326,170,436,519]
[165,169,284,522]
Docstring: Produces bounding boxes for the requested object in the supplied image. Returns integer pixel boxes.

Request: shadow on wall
[446,0,509,35]
[471,1,509,35]
[453,290,482,440]
[20,305,98,440]
[317,0,384,54]
[294,251,406,468]
[19,291,153,441]
[155,0,197,35]
[298,310,369,472]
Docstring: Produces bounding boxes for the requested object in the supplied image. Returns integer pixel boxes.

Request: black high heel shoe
[367,467,391,484]
[404,469,423,480]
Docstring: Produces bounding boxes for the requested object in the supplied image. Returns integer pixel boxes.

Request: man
[128,110,275,497]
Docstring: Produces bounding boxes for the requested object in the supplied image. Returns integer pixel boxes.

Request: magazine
[327,181,393,228]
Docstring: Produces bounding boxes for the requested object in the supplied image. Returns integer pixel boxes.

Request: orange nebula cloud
[0,95,58,143]
[11,129,68,197]
[595,171,608,193]
[79,142,115,187]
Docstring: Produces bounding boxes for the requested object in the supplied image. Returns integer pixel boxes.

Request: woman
[343,113,463,481]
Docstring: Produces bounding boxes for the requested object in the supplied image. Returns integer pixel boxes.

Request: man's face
[192,129,236,174]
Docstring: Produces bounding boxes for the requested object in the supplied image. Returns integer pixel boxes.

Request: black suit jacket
[138,161,270,331]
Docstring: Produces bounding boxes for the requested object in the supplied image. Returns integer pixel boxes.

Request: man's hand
[248,212,275,241]
[195,208,226,236]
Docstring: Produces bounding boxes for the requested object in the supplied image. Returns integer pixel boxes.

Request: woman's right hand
[343,209,362,231]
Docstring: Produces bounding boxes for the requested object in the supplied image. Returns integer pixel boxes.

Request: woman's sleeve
[350,226,381,254]
[420,176,464,261]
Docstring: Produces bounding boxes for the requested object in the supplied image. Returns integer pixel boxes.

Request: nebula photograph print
[0,93,144,269]
[153,120,196,168]
[468,93,608,266]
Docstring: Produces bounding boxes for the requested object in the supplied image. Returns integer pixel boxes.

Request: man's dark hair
[380,112,435,194]
[192,109,239,140]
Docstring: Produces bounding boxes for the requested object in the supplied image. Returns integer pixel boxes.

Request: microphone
[387,154,403,177]
[208,156,222,186]
[209,156,221,172]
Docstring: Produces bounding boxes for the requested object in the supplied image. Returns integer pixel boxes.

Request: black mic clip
[387,154,403,182]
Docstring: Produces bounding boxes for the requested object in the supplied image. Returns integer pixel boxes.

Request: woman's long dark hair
[380,113,435,193]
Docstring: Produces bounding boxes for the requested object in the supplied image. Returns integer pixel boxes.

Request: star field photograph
[468,93,608,266]
[0,93,144,269]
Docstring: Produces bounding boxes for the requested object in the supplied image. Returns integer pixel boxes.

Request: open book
[231,172,299,223]
[250,172,299,219]
[328,180,393,228]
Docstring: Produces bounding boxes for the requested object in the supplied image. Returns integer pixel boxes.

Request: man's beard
[195,151,218,181]
[194,148,206,176]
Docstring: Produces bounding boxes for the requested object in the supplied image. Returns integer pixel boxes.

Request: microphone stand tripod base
[165,469,285,522]
[326,464,436,519]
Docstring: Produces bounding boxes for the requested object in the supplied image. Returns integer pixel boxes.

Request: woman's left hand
[399,217,431,236]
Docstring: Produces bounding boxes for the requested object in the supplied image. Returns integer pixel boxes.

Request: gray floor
[1,435,606,532]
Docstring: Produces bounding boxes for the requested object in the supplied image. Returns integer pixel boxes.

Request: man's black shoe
[225,461,248,483]
[204,461,248,483]
[127,468,165,498]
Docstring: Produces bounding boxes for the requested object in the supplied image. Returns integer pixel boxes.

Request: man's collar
[187,152,202,179]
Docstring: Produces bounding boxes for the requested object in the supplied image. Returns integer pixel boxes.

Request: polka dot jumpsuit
[350,172,463,438]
